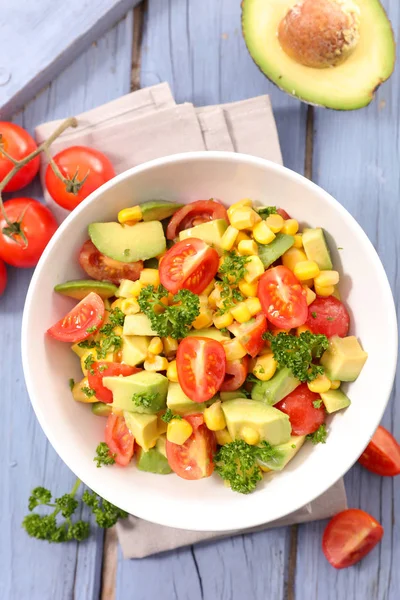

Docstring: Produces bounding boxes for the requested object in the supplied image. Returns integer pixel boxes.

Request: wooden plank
[116,2,307,598]
[294,0,400,597]
[0,0,140,118]
[0,13,133,600]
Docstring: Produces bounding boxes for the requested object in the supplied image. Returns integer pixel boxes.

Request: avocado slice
[257,435,306,471]
[187,327,230,343]
[88,220,166,263]
[121,335,150,366]
[136,446,172,474]
[123,411,158,451]
[302,228,333,271]
[54,279,118,300]
[179,219,228,253]
[320,389,351,414]
[167,382,211,414]
[91,402,113,417]
[252,367,300,405]
[104,371,168,414]
[140,200,183,222]
[242,0,395,110]
[321,336,368,382]
[222,399,291,446]
[257,233,295,268]
[220,390,247,402]
[123,314,158,337]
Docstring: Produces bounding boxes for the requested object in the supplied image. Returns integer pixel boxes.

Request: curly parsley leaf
[94,442,116,468]
[132,391,159,409]
[81,386,96,398]
[161,408,182,423]
[216,251,249,314]
[313,399,323,409]
[84,353,95,375]
[28,487,53,511]
[265,331,329,382]
[68,378,75,391]
[257,206,277,219]
[82,490,128,528]
[306,424,328,445]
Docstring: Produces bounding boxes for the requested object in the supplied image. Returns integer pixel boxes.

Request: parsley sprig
[132,391,159,409]
[306,424,328,445]
[161,408,182,423]
[94,442,116,468]
[257,206,277,219]
[216,251,249,315]
[265,331,329,382]
[78,307,125,358]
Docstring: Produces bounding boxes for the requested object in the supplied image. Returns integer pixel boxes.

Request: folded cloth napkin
[35,83,347,559]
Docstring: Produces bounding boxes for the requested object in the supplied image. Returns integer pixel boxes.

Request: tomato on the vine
[0,122,40,192]
[0,259,7,295]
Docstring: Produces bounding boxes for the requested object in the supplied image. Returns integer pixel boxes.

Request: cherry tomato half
[159,237,219,295]
[220,356,249,391]
[166,199,228,240]
[45,146,115,211]
[306,296,350,338]
[79,240,143,285]
[105,413,134,467]
[0,198,58,268]
[358,425,400,476]
[0,259,7,295]
[0,122,40,192]
[258,265,308,329]
[322,509,384,569]
[88,362,141,404]
[277,208,291,220]
[47,292,105,343]
[275,383,325,435]
[177,336,226,403]
[166,413,216,479]
[228,313,267,357]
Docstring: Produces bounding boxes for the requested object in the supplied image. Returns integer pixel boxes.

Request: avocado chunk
[187,327,230,343]
[121,335,150,366]
[321,336,368,382]
[179,219,228,252]
[140,200,184,221]
[302,228,333,270]
[54,280,117,300]
[167,382,210,414]
[221,399,291,446]
[136,446,172,474]
[252,367,300,405]
[91,402,112,417]
[156,435,167,457]
[123,314,158,336]
[257,435,306,471]
[104,371,168,413]
[257,233,295,268]
[320,389,351,414]
[220,390,247,401]
[123,411,158,451]
[116,279,138,298]
[242,0,395,110]
[88,220,166,263]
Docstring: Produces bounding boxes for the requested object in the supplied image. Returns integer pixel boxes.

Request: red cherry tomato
[258,265,308,329]
[277,208,291,220]
[0,122,40,192]
[0,259,7,295]
[275,383,325,435]
[358,425,400,476]
[166,199,228,240]
[322,509,384,569]
[45,146,115,211]
[220,356,249,391]
[228,313,267,357]
[159,237,219,295]
[177,336,226,403]
[47,292,105,343]
[79,240,143,285]
[88,362,141,404]
[166,413,216,479]
[306,296,350,338]
[105,413,134,467]
[0,198,58,268]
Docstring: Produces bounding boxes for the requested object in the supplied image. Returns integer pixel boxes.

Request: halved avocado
[54,279,117,300]
[242,0,395,110]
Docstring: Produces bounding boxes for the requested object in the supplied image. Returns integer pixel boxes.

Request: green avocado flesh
[137,447,172,474]
[104,371,168,414]
[302,228,332,271]
[54,280,117,300]
[257,233,294,268]
[140,200,183,221]
[123,411,159,451]
[252,367,300,405]
[320,389,351,414]
[91,402,112,417]
[221,399,291,446]
[257,435,306,471]
[321,335,368,382]
[242,0,395,110]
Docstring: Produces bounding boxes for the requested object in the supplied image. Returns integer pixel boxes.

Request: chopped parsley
[81,386,96,398]
[86,326,98,334]
[98,364,109,373]
[69,378,75,391]
[84,353,95,375]
[337,247,343,251]
[79,308,126,359]
[313,399,323,409]
[245,373,259,385]
[311,312,317,319]
[77,339,98,350]
[161,408,182,423]
[123,249,130,256]
[326,317,334,321]
[265,331,329,382]
[257,206,277,219]
[132,391,159,409]
[216,251,249,314]
[93,442,116,468]
[291,444,296,449]
[306,424,328,445]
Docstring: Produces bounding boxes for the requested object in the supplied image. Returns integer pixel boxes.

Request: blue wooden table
[1,2,399,599]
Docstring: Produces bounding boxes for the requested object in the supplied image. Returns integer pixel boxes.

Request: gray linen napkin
[35,83,347,559]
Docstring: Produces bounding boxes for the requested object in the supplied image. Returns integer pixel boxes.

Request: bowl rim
[21,151,398,531]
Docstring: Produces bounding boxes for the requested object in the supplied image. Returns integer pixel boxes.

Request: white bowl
[22,152,397,531]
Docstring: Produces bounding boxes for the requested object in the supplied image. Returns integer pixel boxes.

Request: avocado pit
[278,0,361,68]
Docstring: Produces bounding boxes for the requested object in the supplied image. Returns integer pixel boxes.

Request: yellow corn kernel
[238,239,258,256]
[148,336,163,355]
[239,280,258,297]
[303,285,316,306]
[118,205,143,225]
[266,213,284,233]
[144,355,169,372]
[167,359,179,382]
[229,207,261,230]
[221,225,240,251]
[208,284,223,309]
[140,268,160,287]
[129,280,143,297]
[192,295,214,329]
[223,338,247,361]
[252,352,277,381]
[314,283,335,297]
[244,255,265,283]
[236,231,251,244]
[204,401,226,431]
[111,298,124,310]
[230,302,252,324]
[293,260,320,281]
[293,234,303,248]
[307,373,331,394]
[241,426,260,446]
[252,220,276,245]
[296,325,311,336]
[120,297,140,315]
[282,247,307,272]
[167,419,193,445]
[330,380,341,390]
[163,336,179,357]
[72,377,97,403]
[215,428,233,446]
[281,219,299,235]
[227,198,253,219]
[202,278,216,297]
[213,311,234,329]
[244,297,262,316]
[113,326,123,336]
[314,270,340,288]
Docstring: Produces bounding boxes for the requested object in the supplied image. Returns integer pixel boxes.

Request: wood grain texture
[0,13,133,600]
